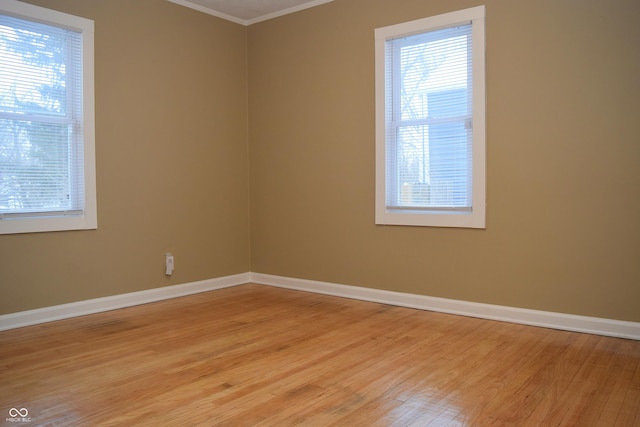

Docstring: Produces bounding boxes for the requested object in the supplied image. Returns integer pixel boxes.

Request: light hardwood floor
[1,284,639,426]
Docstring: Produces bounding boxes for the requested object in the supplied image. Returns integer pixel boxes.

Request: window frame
[375,6,486,228]
[0,0,96,235]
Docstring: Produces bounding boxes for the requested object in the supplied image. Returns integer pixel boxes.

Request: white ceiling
[167,0,334,25]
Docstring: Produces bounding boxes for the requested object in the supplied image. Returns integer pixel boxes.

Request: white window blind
[387,25,472,211]
[0,0,95,234]
[375,6,485,228]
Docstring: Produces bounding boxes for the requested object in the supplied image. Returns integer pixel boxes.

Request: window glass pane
[399,27,470,122]
[0,15,70,116]
[393,122,470,208]
[0,119,72,213]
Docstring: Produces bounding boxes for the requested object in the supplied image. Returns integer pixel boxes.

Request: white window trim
[0,0,96,235]
[375,6,486,228]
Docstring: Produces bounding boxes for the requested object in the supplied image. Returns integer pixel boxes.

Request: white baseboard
[0,273,251,332]
[2,271,638,340]
[250,273,640,341]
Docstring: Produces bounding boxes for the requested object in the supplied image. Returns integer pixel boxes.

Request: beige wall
[248,0,640,321]
[0,0,250,314]
[1,0,639,323]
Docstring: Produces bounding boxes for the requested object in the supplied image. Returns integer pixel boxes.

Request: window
[0,0,95,234]
[375,6,486,228]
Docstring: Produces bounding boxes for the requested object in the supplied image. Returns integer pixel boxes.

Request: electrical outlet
[165,252,174,276]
